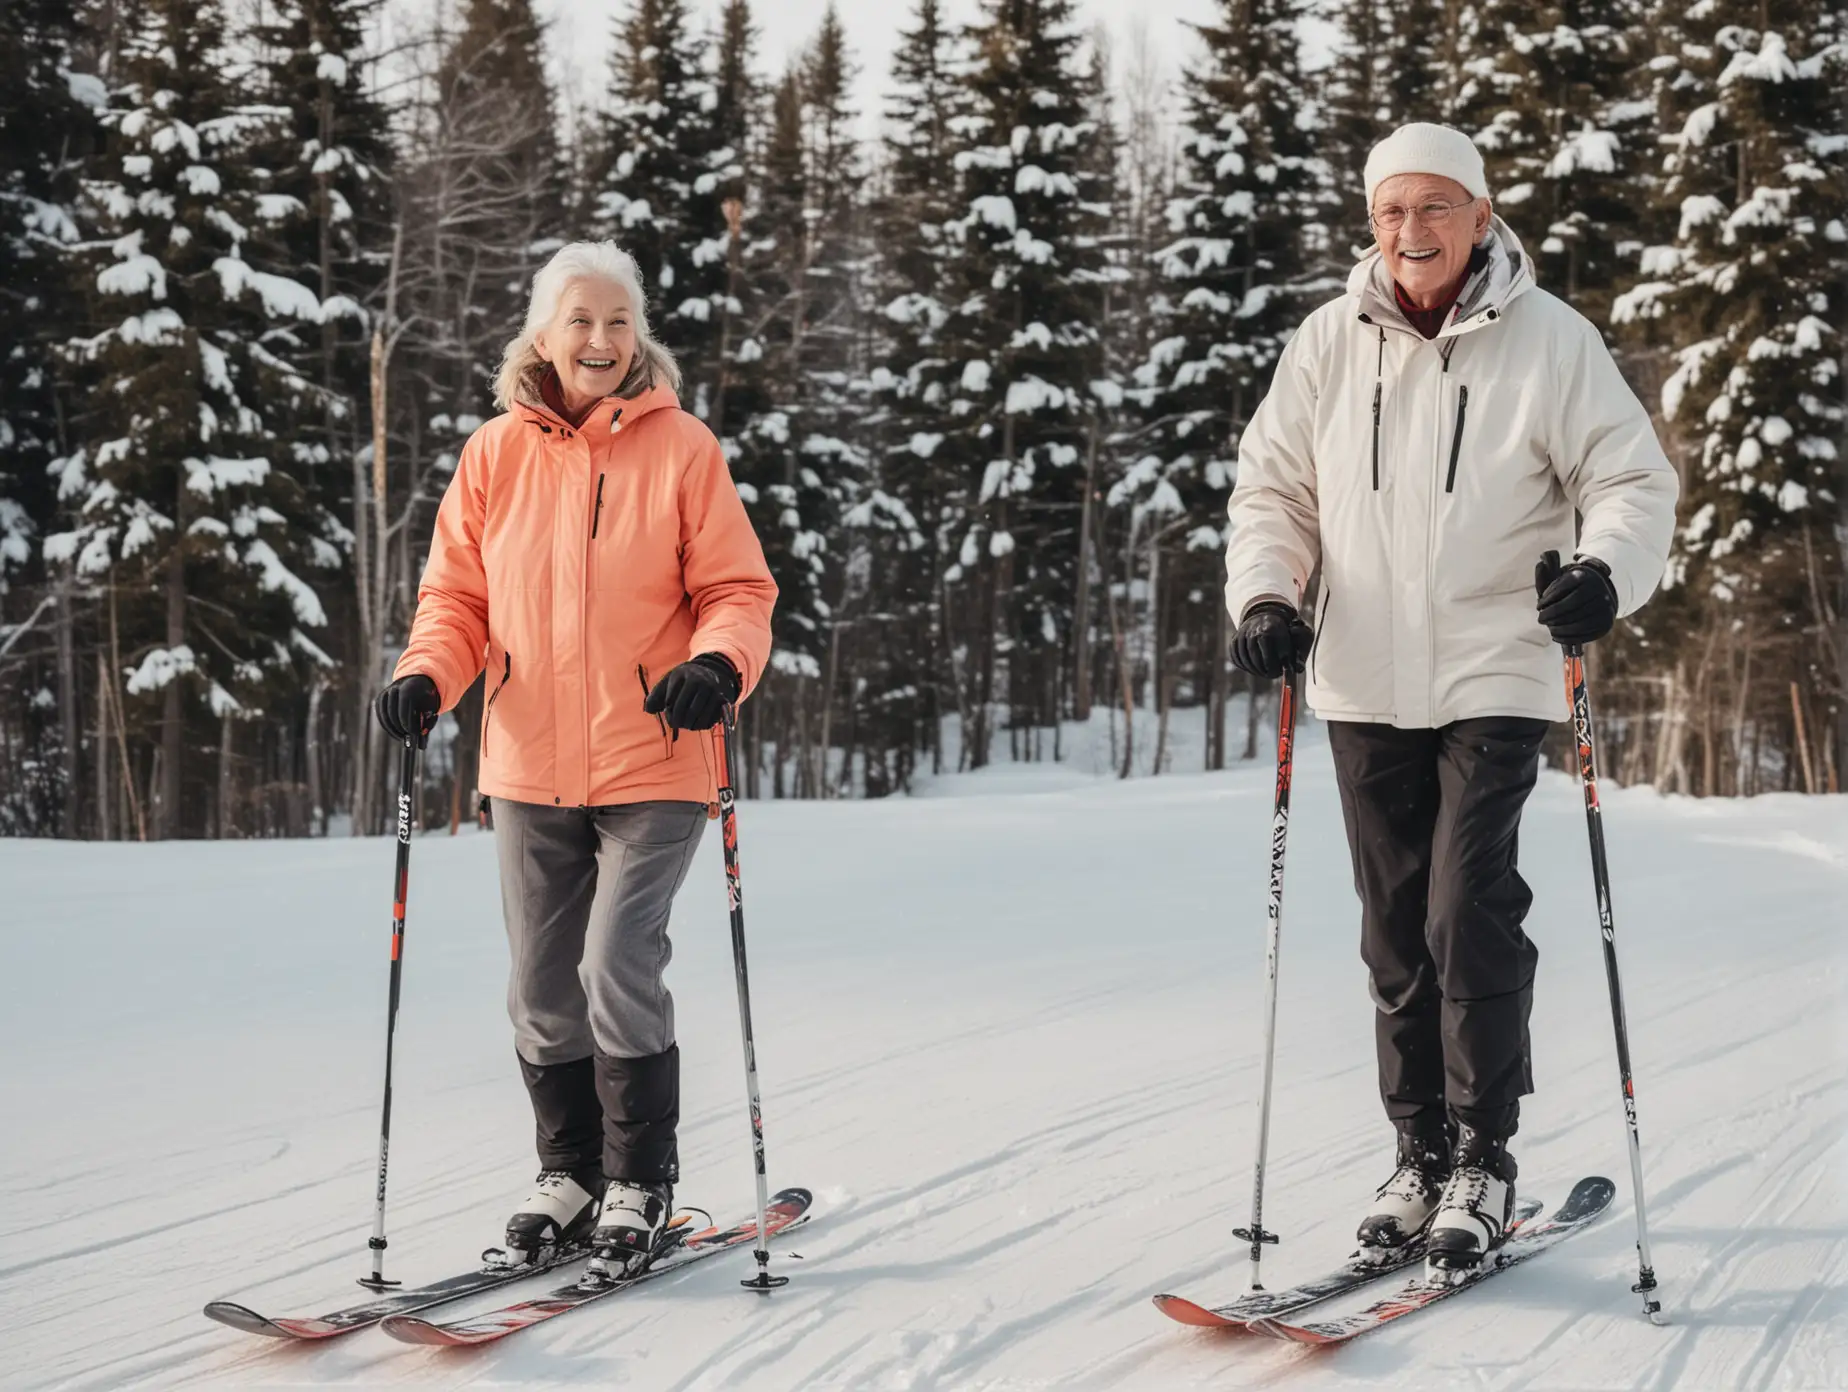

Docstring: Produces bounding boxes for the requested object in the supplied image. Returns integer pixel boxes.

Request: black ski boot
[1426,1124,1518,1281]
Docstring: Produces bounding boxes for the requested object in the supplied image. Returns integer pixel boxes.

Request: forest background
[1,0,1842,839]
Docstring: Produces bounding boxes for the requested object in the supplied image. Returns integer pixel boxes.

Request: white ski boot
[1426,1125,1517,1282]
[1356,1126,1451,1261]
[587,1178,674,1279]
[488,1168,601,1268]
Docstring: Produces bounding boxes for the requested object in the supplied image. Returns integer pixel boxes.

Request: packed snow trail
[2,728,1844,1389]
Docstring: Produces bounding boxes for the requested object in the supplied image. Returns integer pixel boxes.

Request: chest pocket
[1436,374,1556,600]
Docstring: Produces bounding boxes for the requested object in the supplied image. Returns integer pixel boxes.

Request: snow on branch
[214,255,322,319]
[125,645,198,695]
[244,539,328,626]
[184,455,270,495]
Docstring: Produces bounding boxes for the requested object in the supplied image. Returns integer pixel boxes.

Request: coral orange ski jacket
[395,384,776,807]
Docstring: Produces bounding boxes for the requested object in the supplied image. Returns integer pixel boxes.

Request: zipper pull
[592,473,605,539]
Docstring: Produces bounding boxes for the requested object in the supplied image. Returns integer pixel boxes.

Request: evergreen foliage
[51,0,331,834]
[0,0,1842,829]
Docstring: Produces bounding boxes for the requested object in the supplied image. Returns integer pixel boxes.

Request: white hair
[493,240,681,412]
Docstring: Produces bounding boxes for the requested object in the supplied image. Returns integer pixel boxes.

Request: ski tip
[1558,1176,1618,1223]
[379,1314,472,1347]
[1152,1294,1243,1328]
[203,1302,344,1341]
[203,1302,283,1337]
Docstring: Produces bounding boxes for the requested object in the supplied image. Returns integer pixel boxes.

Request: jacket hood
[1348,215,1535,337]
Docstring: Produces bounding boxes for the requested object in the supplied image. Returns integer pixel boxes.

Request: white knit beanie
[1363,123,1490,205]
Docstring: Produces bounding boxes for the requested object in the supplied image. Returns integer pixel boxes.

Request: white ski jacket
[1224,218,1678,728]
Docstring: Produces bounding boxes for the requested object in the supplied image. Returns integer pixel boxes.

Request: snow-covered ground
[3,724,1844,1389]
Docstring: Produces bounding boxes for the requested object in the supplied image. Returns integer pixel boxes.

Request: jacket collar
[511,381,681,437]
[1349,215,1535,340]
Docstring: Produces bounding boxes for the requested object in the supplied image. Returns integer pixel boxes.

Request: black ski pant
[1326,717,1547,1140]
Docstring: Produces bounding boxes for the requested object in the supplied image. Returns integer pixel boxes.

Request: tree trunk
[1073,415,1099,721]
[218,712,235,837]
[1208,597,1228,771]
[95,653,112,841]
[305,675,326,835]
[107,574,146,840]
[55,583,79,836]
[159,542,185,838]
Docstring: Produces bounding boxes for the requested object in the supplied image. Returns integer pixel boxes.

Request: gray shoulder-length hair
[492,241,682,412]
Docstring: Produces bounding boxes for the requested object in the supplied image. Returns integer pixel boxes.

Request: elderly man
[1223,123,1677,1274]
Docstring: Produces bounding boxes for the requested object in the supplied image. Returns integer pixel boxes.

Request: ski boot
[1355,1121,1452,1264]
[485,1168,601,1269]
[1426,1124,1517,1283]
[585,1178,674,1281]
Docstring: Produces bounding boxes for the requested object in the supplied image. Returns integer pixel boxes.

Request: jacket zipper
[1444,385,1469,494]
[1309,582,1330,684]
[1370,383,1382,491]
[591,473,605,539]
[1370,326,1385,491]
[484,651,511,753]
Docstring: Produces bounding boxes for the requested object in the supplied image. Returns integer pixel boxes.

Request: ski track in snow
[2,735,1844,1390]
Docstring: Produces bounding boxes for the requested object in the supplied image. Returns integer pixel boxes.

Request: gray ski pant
[492,798,708,1066]
[1326,717,1547,1140]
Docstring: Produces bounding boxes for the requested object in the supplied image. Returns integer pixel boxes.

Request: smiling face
[1371,173,1492,308]
[533,277,637,415]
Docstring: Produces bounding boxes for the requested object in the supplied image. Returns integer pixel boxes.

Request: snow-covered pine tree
[733,67,818,791]
[789,7,883,795]
[51,0,331,838]
[1322,0,1392,212]
[861,0,967,781]
[248,0,395,832]
[1,1,95,591]
[590,0,726,412]
[1613,5,1845,793]
[1454,0,1655,324]
[936,0,1112,767]
[1135,0,1321,766]
[0,0,98,834]
[725,37,859,797]
[705,0,760,438]
[1387,0,1464,125]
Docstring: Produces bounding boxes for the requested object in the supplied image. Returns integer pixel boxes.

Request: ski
[1153,1197,1542,1328]
[203,1241,592,1341]
[1250,1176,1616,1345]
[379,1186,812,1347]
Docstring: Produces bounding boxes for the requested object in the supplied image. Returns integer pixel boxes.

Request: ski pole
[1538,550,1664,1324]
[358,727,426,1291]
[715,704,787,1293]
[1234,663,1300,1290]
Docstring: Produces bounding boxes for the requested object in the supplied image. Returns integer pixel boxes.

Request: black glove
[643,653,741,732]
[1231,601,1314,679]
[374,673,440,744]
[1535,556,1618,646]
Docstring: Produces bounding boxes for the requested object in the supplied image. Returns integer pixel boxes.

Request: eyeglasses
[1369,199,1477,232]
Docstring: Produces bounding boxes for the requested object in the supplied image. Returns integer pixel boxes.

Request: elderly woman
[373,241,776,1274]
[1223,124,1677,1273]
